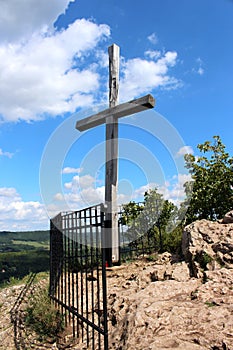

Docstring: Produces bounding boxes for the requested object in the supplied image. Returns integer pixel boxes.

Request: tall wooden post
[105,44,120,266]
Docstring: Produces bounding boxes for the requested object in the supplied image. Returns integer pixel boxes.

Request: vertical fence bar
[84,208,89,346]
[95,206,101,348]
[101,204,109,350]
[76,211,80,338]
[63,215,67,326]
[80,210,84,342]
[89,207,95,349]
[71,213,75,337]
[67,215,71,324]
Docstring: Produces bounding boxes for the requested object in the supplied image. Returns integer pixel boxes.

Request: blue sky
[0,0,232,231]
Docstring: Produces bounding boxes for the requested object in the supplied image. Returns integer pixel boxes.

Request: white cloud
[176,145,194,157]
[0,0,74,43]
[120,51,181,100]
[132,183,157,200]
[95,49,109,68]
[64,174,95,191]
[0,18,110,122]
[0,187,20,199]
[51,170,192,215]
[197,67,204,76]
[147,32,158,45]
[55,186,105,211]
[127,175,191,207]
[157,174,192,206]
[192,57,205,76]
[0,187,48,230]
[145,50,161,60]
[0,1,183,123]
[62,167,82,174]
[0,175,191,230]
[0,148,14,158]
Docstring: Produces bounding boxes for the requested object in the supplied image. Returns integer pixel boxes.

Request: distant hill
[0,230,50,285]
[0,230,49,242]
[0,230,49,253]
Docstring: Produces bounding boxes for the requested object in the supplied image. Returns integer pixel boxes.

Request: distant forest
[0,230,50,286]
[0,230,49,246]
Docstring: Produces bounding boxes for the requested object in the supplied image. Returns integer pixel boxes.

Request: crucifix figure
[76,44,155,266]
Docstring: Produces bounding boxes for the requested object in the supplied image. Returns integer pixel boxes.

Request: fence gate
[50,203,108,349]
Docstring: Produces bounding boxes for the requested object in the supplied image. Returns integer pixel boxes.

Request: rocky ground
[106,256,233,350]
[0,214,233,349]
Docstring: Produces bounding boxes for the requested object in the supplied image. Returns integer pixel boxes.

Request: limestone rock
[182,218,233,276]
[221,210,233,224]
[107,261,233,350]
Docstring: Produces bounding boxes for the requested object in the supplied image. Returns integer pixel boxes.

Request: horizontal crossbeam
[76,94,155,131]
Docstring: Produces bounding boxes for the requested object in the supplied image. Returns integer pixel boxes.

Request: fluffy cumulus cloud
[53,173,105,211]
[0,0,74,42]
[0,1,110,122]
[51,169,190,215]
[0,187,48,230]
[0,1,183,123]
[145,50,161,60]
[157,174,192,206]
[130,174,191,207]
[120,51,182,101]
[176,145,194,157]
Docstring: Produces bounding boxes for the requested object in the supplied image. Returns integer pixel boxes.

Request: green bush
[162,225,183,255]
[195,251,213,270]
[25,285,64,341]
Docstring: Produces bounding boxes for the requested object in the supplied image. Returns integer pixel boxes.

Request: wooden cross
[76,44,155,266]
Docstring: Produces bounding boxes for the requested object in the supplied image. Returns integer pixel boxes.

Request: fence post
[101,204,109,349]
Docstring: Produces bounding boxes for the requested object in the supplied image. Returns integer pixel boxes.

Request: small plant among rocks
[205,300,217,308]
[25,284,64,342]
[146,254,158,262]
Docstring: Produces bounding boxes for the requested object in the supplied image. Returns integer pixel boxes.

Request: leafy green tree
[183,135,233,224]
[143,190,177,251]
[120,189,178,252]
[120,201,144,244]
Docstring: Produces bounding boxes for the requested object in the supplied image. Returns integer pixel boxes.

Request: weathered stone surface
[106,260,233,350]
[221,210,233,224]
[182,218,233,276]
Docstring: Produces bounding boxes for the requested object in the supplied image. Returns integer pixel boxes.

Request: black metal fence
[50,203,108,350]
[50,202,160,349]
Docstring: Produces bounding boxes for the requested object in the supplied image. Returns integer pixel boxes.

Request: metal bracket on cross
[76,44,155,266]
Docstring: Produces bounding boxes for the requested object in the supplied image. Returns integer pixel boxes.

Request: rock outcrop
[182,218,233,277]
[106,258,233,350]
[221,210,233,224]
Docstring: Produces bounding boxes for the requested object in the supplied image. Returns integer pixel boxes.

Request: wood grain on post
[105,44,120,265]
[75,94,155,131]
